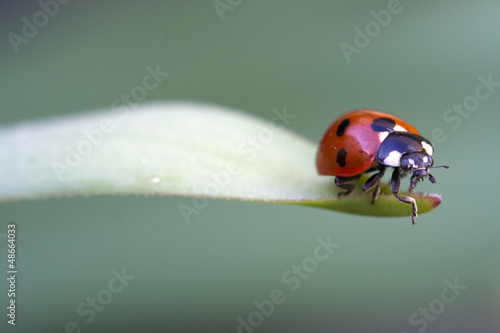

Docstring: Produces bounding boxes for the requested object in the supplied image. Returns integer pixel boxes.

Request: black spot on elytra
[336,119,350,137]
[371,117,396,132]
[336,148,347,167]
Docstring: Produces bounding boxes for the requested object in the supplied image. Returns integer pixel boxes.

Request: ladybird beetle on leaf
[316,110,448,225]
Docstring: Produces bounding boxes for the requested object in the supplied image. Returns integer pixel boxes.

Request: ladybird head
[400,151,448,189]
[400,152,433,175]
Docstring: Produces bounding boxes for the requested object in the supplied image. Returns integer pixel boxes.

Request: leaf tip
[427,193,442,209]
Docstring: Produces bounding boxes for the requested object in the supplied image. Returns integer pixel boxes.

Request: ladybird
[316,109,448,225]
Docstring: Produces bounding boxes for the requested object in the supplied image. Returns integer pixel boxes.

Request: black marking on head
[336,148,347,167]
[336,119,350,137]
[371,117,396,132]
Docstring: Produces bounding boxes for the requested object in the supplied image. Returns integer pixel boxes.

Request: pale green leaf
[0,102,442,219]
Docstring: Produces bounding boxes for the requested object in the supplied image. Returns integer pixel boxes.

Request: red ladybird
[316,109,448,224]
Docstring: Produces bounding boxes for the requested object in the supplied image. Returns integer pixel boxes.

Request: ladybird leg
[391,168,418,225]
[362,168,386,204]
[335,176,358,197]
[408,175,418,193]
[428,173,436,184]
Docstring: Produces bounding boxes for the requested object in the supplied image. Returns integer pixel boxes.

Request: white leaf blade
[0,102,334,201]
[0,102,442,220]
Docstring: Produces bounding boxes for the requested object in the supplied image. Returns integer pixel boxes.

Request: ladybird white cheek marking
[378,131,389,143]
[422,156,429,163]
[407,158,417,168]
[383,150,402,167]
[394,125,407,132]
[421,141,433,155]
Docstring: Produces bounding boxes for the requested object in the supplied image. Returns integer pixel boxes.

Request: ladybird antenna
[431,165,449,169]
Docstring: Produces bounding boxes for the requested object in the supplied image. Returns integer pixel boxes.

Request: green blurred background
[1,1,499,332]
